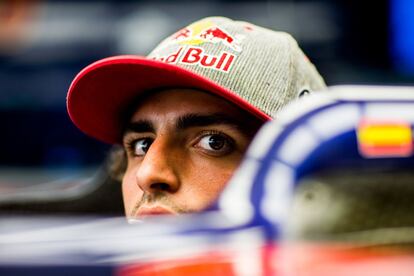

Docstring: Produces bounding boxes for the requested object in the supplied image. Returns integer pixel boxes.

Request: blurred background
[0,0,413,215]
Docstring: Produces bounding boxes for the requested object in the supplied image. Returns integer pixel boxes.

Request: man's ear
[107,145,128,182]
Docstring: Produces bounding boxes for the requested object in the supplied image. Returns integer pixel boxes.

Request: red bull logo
[171,28,191,40]
[170,20,243,52]
[197,27,241,52]
[152,20,243,73]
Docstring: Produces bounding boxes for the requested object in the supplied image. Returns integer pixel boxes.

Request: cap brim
[67,55,270,144]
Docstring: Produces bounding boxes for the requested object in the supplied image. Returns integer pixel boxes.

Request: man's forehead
[128,88,251,123]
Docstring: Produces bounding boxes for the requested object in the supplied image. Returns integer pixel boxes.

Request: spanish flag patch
[357,120,413,158]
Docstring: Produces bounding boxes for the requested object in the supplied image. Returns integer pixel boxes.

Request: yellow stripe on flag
[359,124,411,146]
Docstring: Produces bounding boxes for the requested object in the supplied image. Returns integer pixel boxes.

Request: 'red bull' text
[153,47,236,73]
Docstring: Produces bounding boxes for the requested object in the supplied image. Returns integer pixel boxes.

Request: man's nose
[135,139,180,194]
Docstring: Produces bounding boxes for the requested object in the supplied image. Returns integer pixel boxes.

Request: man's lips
[134,206,177,218]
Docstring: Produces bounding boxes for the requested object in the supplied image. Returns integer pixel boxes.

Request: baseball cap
[67,16,326,144]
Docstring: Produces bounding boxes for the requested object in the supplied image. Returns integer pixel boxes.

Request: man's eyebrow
[123,120,154,135]
[176,113,243,130]
[123,113,257,137]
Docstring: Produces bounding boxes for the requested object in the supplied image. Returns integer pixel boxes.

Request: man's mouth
[134,206,177,218]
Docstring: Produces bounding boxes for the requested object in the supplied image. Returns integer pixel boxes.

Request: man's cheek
[196,172,233,205]
[121,173,141,213]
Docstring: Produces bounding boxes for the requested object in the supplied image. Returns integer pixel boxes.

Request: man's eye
[133,138,153,156]
[197,134,234,155]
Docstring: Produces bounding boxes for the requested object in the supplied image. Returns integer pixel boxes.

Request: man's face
[122,89,262,219]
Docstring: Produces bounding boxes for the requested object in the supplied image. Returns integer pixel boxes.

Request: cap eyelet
[299,89,311,98]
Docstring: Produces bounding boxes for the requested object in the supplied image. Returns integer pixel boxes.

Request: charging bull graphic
[170,20,243,52]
